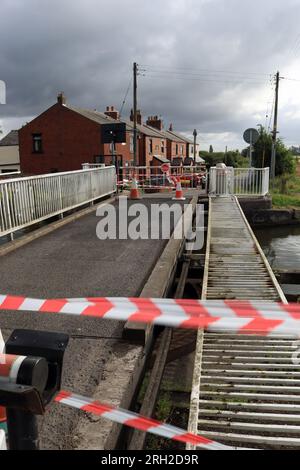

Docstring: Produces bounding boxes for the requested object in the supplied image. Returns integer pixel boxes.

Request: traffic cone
[0,407,6,428]
[129,178,141,200]
[172,179,185,200]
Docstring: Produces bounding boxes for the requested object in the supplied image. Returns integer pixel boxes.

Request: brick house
[145,117,187,162]
[125,110,167,167]
[19,94,133,175]
[19,93,196,175]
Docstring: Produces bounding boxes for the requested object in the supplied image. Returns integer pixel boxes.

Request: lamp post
[193,129,197,165]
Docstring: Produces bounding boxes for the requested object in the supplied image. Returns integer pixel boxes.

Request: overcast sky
[1,0,300,151]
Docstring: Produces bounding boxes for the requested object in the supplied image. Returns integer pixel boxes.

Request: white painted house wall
[0,145,20,173]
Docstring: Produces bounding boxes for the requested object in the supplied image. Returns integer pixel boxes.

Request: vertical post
[58,175,64,219]
[249,130,253,167]
[224,145,228,165]
[133,62,138,168]
[6,409,39,450]
[271,71,280,180]
[193,129,197,165]
[193,129,197,189]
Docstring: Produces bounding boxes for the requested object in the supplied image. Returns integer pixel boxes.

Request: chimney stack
[146,115,164,131]
[130,109,142,125]
[169,123,173,132]
[57,92,67,105]
[104,105,120,120]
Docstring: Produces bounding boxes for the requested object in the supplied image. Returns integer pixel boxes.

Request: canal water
[255,225,300,300]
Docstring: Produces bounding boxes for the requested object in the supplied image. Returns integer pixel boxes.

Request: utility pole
[271,71,280,179]
[133,62,138,167]
[225,145,228,165]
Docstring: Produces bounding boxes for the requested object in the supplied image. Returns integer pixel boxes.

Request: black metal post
[6,409,39,450]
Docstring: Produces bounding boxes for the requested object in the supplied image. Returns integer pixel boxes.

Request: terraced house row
[17,93,200,175]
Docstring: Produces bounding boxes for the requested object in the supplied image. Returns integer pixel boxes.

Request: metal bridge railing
[209,166,269,196]
[0,166,116,239]
[0,171,21,178]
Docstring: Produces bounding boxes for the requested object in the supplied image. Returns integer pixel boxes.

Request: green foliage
[209,144,214,153]
[270,174,300,208]
[250,126,295,175]
[200,150,248,169]
[272,193,300,208]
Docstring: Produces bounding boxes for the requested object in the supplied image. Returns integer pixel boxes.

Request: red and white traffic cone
[172,179,185,200]
[0,408,6,427]
[129,177,141,200]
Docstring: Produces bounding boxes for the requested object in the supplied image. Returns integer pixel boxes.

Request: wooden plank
[197,409,300,423]
[197,419,300,434]
[195,430,300,448]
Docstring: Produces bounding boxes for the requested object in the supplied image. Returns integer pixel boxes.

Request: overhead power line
[139,64,272,77]
[119,78,132,117]
[140,73,268,85]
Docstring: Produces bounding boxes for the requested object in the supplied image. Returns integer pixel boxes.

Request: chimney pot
[57,92,66,105]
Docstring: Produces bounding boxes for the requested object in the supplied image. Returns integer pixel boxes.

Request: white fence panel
[0,166,116,238]
[209,167,269,197]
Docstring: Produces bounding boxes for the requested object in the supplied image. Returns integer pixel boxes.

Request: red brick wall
[142,136,167,166]
[167,140,187,161]
[19,103,133,175]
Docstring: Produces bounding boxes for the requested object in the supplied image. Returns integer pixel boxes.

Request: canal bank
[239,196,300,227]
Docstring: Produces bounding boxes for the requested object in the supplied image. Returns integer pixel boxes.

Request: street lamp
[193,129,197,165]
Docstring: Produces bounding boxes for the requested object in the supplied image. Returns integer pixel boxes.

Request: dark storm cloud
[1,0,300,149]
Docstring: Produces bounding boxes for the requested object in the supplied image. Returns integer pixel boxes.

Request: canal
[255,225,300,301]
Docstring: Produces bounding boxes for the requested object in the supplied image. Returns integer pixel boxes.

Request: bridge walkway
[188,196,300,450]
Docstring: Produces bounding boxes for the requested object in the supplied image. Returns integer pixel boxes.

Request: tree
[252,126,295,175]
[200,150,247,169]
[209,145,214,153]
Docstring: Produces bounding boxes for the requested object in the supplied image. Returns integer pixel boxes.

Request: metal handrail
[0,166,116,239]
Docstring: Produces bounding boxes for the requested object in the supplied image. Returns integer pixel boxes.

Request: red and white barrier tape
[55,390,233,450]
[1,295,300,336]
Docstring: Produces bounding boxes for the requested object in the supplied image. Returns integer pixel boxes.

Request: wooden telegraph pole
[271,71,280,179]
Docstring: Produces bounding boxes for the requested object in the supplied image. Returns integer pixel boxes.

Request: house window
[149,139,153,154]
[32,133,43,153]
[161,140,165,153]
[176,144,178,155]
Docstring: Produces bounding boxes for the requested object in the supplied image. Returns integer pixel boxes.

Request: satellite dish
[243,128,259,144]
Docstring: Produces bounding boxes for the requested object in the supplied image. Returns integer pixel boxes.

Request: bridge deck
[204,196,284,301]
[188,197,300,450]
[0,197,185,449]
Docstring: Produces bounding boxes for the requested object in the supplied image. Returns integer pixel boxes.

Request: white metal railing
[0,166,116,238]
[82,163,105,170]
[209,167,269,196]
[0,171,21,178]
